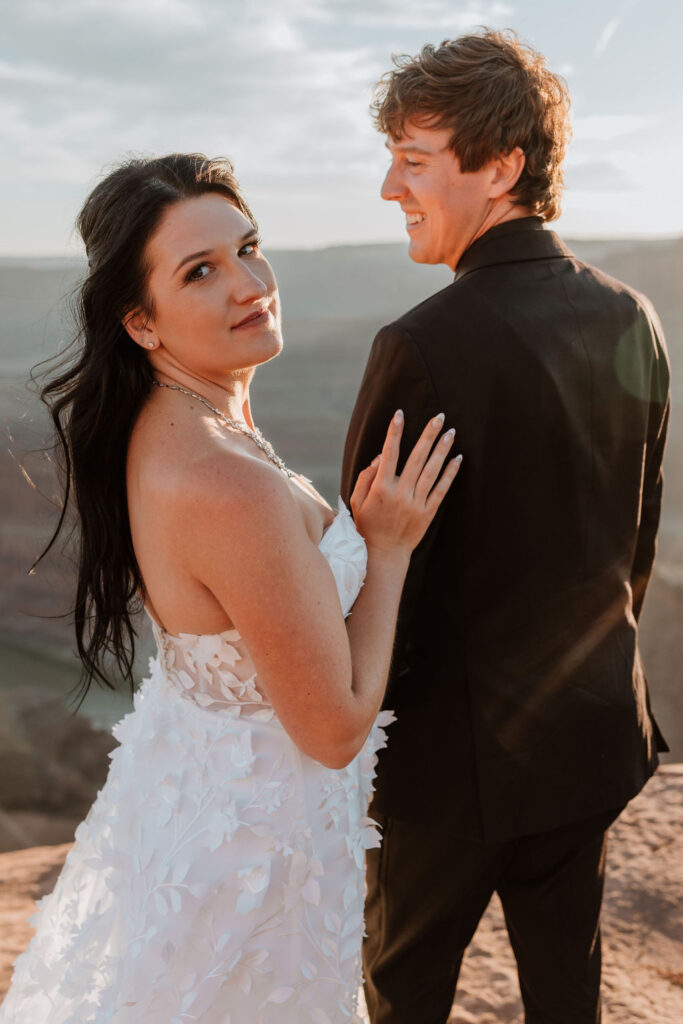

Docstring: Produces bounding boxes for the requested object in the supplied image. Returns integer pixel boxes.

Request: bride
[0,153,460,1023]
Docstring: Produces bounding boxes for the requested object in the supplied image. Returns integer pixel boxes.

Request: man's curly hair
[372,29,572,221]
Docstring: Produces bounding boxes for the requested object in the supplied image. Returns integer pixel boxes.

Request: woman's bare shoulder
[161,442,302,540]
[131,402,289,507]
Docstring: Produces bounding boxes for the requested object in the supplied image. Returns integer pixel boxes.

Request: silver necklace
[151,379,296,479]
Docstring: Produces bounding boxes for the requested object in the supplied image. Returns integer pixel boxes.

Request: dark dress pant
[363,806,623,1024]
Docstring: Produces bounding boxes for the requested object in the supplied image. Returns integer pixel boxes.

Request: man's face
[382,120,497,270]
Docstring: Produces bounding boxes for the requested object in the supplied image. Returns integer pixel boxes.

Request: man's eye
[406,160,422,168]
[186,262,211,282]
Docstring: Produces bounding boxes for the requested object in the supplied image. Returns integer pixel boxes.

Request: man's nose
[381,163,405,202]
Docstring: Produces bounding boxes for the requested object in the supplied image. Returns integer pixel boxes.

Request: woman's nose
[232,263,269,303]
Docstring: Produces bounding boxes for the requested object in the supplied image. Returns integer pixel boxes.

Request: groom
[341,30,670,1024]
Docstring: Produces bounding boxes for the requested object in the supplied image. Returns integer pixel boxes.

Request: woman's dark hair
[37,153,256,700]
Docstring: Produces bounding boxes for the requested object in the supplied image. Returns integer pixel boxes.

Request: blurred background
[1,0,681,854]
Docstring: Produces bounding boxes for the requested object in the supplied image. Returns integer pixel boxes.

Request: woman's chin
[234,334,283,373]
[260,331,284,363]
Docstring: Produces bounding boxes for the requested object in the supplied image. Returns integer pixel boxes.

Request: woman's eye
[406,160,422,168]
[186,262,211,282]
[239,237,262,257]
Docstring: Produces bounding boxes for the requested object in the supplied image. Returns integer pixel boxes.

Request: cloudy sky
[2,0,682,254]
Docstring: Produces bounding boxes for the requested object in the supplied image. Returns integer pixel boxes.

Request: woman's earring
[146,341,155,348]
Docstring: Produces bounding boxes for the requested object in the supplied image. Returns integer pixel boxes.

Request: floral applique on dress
[0,496,394,1024]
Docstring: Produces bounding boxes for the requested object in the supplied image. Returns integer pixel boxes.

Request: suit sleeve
[341,324,440,502]
[341,324,444,679]
[630,308,671,622]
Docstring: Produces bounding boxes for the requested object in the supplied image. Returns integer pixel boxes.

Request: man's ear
[122,309,159,351]
[489,147,526,200]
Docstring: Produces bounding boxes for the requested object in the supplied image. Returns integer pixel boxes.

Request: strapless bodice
[150,496,367,718]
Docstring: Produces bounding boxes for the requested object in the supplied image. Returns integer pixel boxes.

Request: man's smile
[405,212,426,229]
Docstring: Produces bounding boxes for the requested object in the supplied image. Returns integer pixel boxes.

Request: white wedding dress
[0,497,393,1023]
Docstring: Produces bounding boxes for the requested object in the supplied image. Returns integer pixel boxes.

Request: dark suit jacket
[341,216,670,842]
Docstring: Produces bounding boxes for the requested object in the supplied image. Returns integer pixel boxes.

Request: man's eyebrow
[173,230,258,276]
[384,141,437,155]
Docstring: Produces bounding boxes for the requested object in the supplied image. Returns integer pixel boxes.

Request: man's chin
[407,240,442,266]
[407,240,432,264]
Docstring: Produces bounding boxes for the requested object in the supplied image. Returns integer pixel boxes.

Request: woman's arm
[172,412,459,768]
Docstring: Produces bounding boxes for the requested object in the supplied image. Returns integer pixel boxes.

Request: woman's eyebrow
[173,231,257,276]
[174,248,213,276]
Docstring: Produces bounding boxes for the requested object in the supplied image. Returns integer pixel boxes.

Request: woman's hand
[350,409,462,558]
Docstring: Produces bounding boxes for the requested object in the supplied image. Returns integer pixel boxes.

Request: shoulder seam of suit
[383,277,462,325]
[379,322,441,407]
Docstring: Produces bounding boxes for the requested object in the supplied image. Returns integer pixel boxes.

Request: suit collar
[454,216,574,280]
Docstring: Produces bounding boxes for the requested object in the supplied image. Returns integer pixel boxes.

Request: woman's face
[138,193,282,381]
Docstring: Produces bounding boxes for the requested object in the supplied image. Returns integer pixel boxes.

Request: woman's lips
[233,308,269,330]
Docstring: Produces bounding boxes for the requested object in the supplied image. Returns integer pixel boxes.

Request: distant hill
[1,235,681,372]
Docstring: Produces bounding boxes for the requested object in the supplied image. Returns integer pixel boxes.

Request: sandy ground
[1,767,681,1021]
